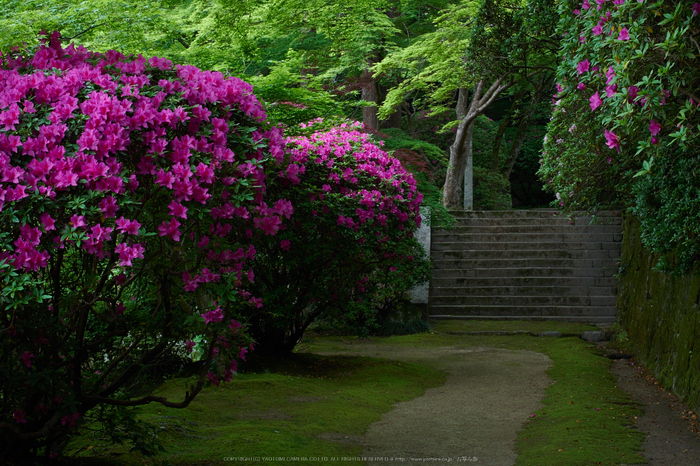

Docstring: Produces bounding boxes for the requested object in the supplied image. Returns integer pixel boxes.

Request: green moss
[66,355,444,465]
[618,213,700,414]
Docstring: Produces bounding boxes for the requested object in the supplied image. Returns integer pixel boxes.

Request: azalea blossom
[649,120,661,136]
[20,351,35,368]
[202,306,224,324]
[577,59,591,74]
[618,28,630,41]
[604,129,620,153]
[590,92,603,111]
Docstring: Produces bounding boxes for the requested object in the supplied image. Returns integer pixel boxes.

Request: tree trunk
[361,67,379,131]
[443,77,510,209]
[381,108,402,129]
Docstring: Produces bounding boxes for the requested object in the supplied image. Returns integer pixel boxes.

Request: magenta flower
[590,92,603,111]
[618,28,630,41]
[40,212,55,231]
[168,201,188,219]
[592,22,604,35]
[20,351,35,368]
[280,239,291,251]
[202,306,224,324]
[605,85,617,97]
[577,82,586,90]
[60,412,79,427]
[115,217,141,235]
[693,3,700,17]
[206,372,219,386]
[185,340,196,353]
[253,216,282,235]
[157,217,181,241]
[576,59,591,75]
[13,410,27,424]
[649,120,661,136]
[604,129,620,153]
[69,215,86,228]
[98,196,119,218]
[605,66,616,84]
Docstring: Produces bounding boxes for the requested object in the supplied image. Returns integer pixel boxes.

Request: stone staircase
[429,210,623,324]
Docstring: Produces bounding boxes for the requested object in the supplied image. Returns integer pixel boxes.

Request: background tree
[376,0,559,209]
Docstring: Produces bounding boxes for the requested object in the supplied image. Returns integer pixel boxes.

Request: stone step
[429,315,617,324]
[435,224,623,234]
[431,240,622,251]
[429,304,617,317]
[430,286,616,297]
[432,258,619,270]
[431,248,619,260]
[444,217,623,227]
[432,232,623,243]
[429,209,622,322]
[431,295,618,306]
[430,276,618,288]
[448,210,621,219]
[431,267,618,278]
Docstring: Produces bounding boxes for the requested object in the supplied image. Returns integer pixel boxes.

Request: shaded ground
[315,343,552,465]
[612,358,700,465]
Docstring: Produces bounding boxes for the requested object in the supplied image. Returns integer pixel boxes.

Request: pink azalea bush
[0,33,288,460]
[539,0,700,272]
[244,120,430,354]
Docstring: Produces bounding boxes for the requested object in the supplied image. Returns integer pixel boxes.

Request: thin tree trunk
[443,77,510,209]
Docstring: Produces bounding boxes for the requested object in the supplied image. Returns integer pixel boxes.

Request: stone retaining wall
[618,214,700,413]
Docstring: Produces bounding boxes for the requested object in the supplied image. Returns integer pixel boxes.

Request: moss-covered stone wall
[618,214,700,413]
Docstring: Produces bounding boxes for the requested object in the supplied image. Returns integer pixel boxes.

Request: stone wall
[618,214,700,412]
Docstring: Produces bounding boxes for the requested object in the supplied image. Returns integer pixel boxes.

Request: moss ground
[66,354,444,465]
[67,320,646,466]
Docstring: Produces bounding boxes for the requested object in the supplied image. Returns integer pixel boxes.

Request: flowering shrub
[244,120,430,354]
[0,33,287,460]
[539,0,700,272]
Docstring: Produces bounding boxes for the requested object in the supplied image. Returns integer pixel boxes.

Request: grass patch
[66,354,444,465]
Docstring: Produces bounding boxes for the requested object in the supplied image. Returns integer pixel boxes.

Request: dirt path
[612,358,700,465]
[317,344,552,466]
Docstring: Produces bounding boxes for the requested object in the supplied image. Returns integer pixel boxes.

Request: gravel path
[319,339,700,466]
[317,344,552,466]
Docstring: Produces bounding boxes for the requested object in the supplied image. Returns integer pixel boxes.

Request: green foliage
[632,154,700,274]
[0,0,167,54]
[473,166,512,210]
[540,0,700,274]
[248,54,348,129]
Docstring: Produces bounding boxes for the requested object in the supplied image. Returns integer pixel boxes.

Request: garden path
[318,339,700,466]
[317,343,552,465]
